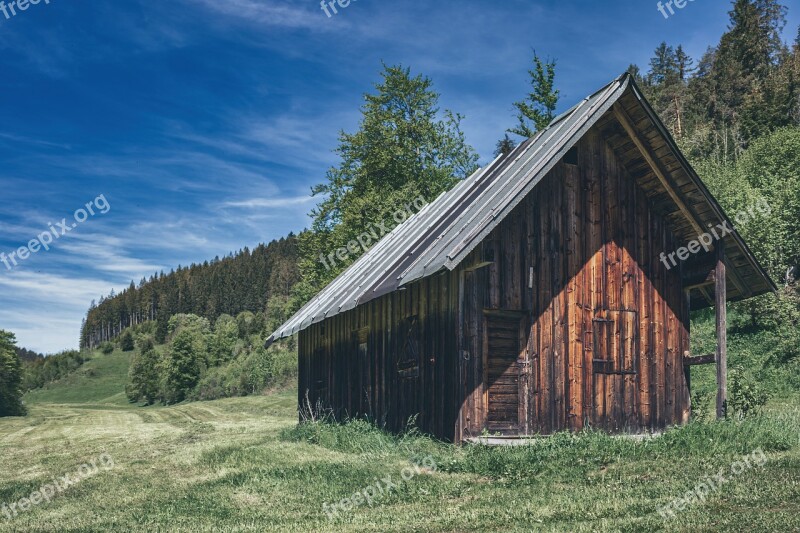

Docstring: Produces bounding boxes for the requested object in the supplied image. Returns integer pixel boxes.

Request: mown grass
[1,389,797,532]
[23,348,131,407]
[0,314,797,532]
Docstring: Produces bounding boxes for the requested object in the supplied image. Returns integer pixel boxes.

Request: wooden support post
[715,244,728,419]
[683,290,692,422]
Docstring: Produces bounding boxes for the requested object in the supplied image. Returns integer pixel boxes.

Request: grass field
[1,336,799,531]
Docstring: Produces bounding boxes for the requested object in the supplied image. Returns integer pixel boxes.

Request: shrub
[235,311,256,339]
[126,344,162,405]
[99,342,114,355]
[162,329,205,404]
[210,315,238,366]
[729,365,770,419]
[193,361,247,401]
[690,389,714,422]
[120,330,135,352]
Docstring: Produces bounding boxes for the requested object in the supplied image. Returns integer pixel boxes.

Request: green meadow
[1,316,799,532]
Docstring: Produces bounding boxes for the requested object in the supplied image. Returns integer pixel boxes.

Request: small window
[592,311,637,375]
[564,146,579,166]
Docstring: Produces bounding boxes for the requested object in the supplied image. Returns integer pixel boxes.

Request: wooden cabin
[266,73,775,443]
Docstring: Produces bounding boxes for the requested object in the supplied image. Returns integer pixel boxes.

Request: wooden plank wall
[298,269,461,442]
[298,124,691,443]
[461,126,690,438]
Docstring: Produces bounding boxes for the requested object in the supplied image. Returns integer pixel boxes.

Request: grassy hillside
[24,349,132,407]
[0,317,798,532]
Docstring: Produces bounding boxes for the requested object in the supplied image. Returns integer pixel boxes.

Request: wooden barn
[266,73,775,443]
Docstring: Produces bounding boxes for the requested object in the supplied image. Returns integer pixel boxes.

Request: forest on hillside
[79,235,299,349]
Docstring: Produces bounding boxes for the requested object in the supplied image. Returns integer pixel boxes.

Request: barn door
[483,312,527,435]
[591,310,638,431]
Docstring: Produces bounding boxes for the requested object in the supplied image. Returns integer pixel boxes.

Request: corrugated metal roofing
[266,74,631,343]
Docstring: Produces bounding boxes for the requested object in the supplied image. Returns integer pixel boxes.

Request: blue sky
[0,0,797,353]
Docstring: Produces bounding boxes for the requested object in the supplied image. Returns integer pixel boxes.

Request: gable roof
[266,73,775,345]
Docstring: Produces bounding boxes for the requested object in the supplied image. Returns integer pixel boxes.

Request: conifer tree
[0,330,25,417]
[508,52,560,139]
[494,134,517,157]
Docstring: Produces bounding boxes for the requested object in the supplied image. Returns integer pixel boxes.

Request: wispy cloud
[0,270,121,353]
[186,0,327,31]
[0,132,72,150]
[223,196,314,209]
[58,234,167,275]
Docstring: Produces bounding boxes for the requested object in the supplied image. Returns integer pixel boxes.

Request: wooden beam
[683,353,716,366]
[613,103,705,236]
[684,279,715,291]
[682,253,717,288]
[463,261,493,273]
[715,244,728,419]
[698,286,714,306]
[723,257,750,298]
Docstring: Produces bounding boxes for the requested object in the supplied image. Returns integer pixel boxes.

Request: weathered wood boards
[454,127,689,438]
[298,121,692,443]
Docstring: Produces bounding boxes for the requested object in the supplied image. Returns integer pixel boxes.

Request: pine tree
[645,43,690,138]
[0,330,25,417]
[494,134,517,157]
[648,42,679,85]
[724,0,787,78]
[626,64,646,86]
[676,45,695,81]
[508,52,560,139]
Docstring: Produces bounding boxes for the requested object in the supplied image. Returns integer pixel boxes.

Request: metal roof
[266,74,630,343]
[266,72,775,344]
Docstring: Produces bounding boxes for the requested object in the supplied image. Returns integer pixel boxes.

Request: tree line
[629,0,799,165]
[125,313,296,405]
[80,236,300,349]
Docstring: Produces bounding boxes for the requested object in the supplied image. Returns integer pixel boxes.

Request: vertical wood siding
[298,126,690,442]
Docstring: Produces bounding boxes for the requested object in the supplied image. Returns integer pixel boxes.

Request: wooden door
[484,313,526,434]
[591,310,638,431]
